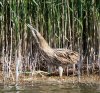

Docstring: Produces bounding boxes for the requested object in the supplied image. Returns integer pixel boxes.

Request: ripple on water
[0,83,100,93]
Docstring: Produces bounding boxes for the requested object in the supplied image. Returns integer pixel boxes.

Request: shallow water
[0,83,100,93]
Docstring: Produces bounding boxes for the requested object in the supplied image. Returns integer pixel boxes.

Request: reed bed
[0,0,100,84]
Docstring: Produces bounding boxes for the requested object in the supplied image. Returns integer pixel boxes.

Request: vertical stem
[67,0,72,50]
[98,22,100,75]
[62,0,64,47]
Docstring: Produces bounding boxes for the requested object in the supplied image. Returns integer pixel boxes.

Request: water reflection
[0,83,100,93]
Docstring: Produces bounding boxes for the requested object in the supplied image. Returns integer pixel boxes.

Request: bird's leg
[66,66,69,76]
[58,66,63,78]
[73,64,75,76]
[47,65,52,74]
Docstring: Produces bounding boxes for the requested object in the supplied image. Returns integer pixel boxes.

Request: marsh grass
[0,0,100,84]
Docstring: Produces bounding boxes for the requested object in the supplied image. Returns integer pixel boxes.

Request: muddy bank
[21,75,100,85]
[0,71,100,86]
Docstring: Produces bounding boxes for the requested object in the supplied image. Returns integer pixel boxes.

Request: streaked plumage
[27,24,79,77]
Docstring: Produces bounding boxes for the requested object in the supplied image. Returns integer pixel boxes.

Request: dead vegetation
[0,25,99,85]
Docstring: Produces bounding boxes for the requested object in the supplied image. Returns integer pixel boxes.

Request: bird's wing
[54,49,79,64]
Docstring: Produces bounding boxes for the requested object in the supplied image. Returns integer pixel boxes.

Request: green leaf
[0,2,3,7]
[32,0,39,6]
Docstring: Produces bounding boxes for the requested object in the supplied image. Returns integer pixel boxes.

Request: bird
[58,66,63,77]
[27,24,79,77]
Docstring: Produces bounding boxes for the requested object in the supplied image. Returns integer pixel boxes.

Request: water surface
[0,83,100,93]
